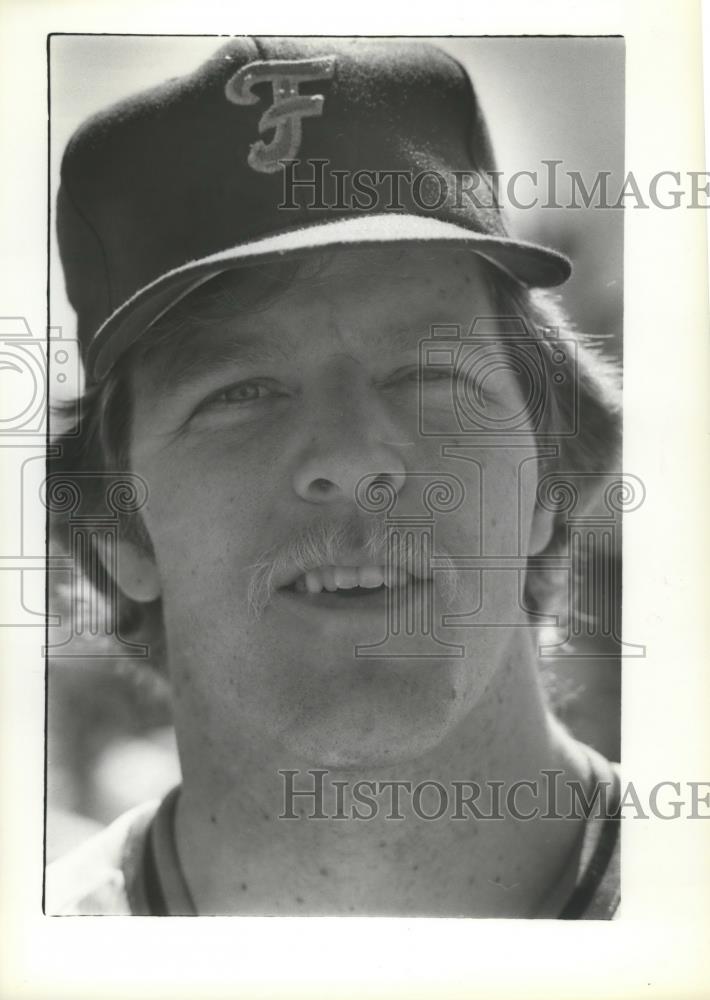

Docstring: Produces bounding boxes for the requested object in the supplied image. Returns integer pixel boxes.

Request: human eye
[385,363,456,386]
[190,378,287,420]
[410,365,456,383]
[382,359,516,415]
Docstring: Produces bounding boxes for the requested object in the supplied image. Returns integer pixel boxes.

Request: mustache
[246,515,462,620]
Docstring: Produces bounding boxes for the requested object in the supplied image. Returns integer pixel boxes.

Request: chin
[290,733,453,771]
[280,677,476,771]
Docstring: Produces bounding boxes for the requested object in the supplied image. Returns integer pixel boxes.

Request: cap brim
[87,213,571,381]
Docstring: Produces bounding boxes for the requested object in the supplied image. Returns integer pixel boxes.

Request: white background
[0,1,708,999]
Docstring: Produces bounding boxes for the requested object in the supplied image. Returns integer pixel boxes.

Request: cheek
[484,450,537,551]
[133,442,283,600]
[434,444,541,556]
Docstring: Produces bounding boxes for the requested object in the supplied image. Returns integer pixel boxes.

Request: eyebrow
[144,319,450,399]
[147,335,296,397]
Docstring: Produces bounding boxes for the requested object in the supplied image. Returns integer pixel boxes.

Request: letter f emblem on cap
[225,56,336,174]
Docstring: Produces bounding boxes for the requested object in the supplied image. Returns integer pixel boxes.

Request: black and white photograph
[0,2,709,998]
[45,34,627,918]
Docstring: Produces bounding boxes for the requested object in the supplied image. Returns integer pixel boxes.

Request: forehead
[132,245,498,388]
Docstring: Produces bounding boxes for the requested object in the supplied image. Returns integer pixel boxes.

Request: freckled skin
[130,247,553,771]
[121,246,588,916]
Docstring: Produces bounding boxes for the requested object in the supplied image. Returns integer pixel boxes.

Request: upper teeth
[293,565,409,594]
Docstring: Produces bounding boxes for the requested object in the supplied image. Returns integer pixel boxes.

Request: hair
[49,246,622,674]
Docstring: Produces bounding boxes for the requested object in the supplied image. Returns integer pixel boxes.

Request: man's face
[128,246,552,769]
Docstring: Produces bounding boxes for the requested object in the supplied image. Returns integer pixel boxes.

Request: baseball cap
[57,36,572,383]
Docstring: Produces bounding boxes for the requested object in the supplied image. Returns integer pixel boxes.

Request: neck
[172,631,591,916]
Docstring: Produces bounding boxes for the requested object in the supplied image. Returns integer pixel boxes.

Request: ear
[116,539,162,602]
[528,500,557,556]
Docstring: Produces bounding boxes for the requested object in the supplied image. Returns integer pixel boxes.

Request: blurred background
[47,35,624,861]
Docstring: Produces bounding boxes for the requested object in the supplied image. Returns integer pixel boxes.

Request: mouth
[276,563,430,611]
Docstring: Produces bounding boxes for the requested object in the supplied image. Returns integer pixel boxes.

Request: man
[46,36,622,916]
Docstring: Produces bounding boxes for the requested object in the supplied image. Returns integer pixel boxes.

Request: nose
[295,464,406,507]
[292,381,407,508]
